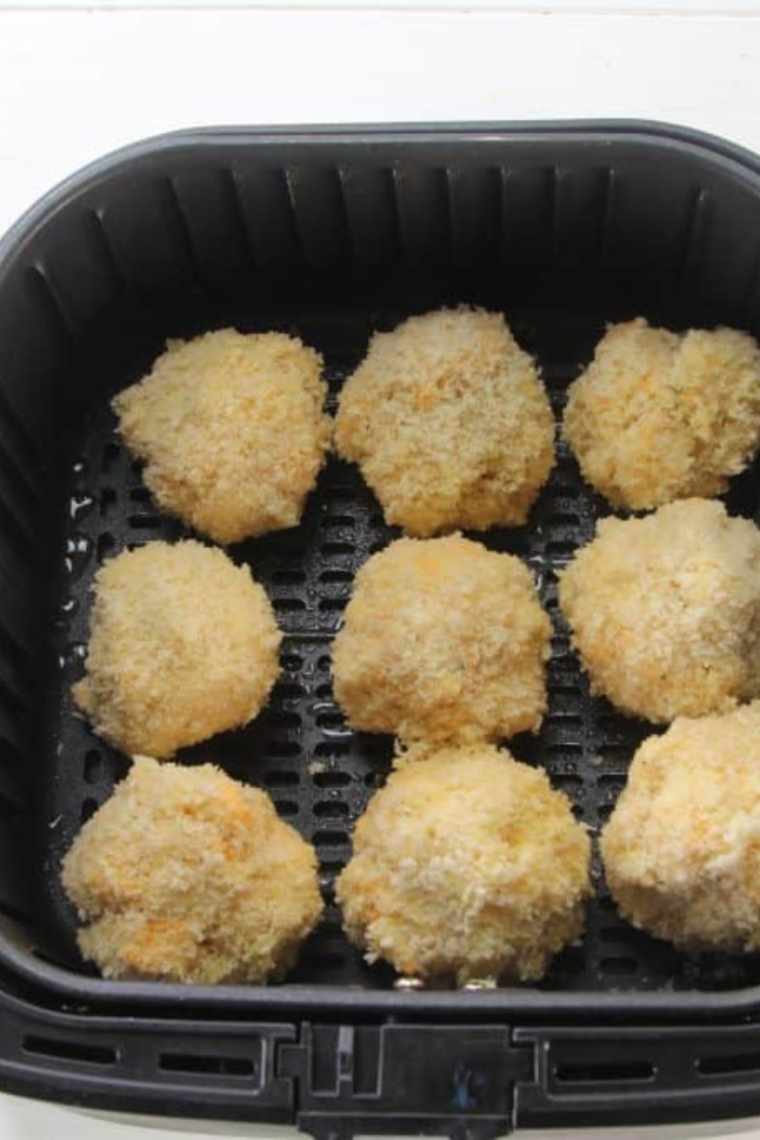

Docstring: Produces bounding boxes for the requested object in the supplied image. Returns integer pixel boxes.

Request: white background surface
[3,0,760,1136]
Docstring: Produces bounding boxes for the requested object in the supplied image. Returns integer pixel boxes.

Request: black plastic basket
[2,121,760,1135]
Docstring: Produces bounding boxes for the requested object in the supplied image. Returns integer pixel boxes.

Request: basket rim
[4,117,760,1021]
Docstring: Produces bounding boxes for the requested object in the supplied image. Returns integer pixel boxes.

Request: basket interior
[0,129,759,998]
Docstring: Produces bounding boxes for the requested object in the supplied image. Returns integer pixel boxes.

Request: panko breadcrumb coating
[602,703,760,952]
[337,744,590,984]
[559,499,760,724]
[62,757,323,983]
[114,328,331,544]
[74,541,281,758]
[334,307,555,535]
[563,318,760,510]
[332,535,551,744]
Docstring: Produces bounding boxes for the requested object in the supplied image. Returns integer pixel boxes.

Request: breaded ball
[602,703,760,952]
[62,757,323,982]
[332,535,551,744]
[114,328,331,544]
[337,744,590,983]
[559,499,760,724]
[74,540,281,758]
[563,318,760,510]
[334,307,555,535]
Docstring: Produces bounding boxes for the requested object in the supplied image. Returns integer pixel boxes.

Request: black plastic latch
[279,1022,533,1139]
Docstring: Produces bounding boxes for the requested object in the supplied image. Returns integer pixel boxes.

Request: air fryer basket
[2,122,760,1134]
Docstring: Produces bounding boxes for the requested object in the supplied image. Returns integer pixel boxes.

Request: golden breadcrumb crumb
[114,328,332,544]
[563,318,760,510]
[62,757,323,983]
[602,702,760,951]
[559,499,760,724]
[334,307,555,535]
[337,744,590,984]
[74,540,281,758]
[332,534,551,744]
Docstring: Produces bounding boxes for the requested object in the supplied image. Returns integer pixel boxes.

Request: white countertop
[3,1,760,1135]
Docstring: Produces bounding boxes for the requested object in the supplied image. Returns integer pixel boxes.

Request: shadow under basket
[1,121,760,1135]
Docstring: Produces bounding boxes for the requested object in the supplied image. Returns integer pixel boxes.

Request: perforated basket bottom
[38,305,760,994]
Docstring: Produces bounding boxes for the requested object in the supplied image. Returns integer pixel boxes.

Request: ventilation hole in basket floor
[264,771,299,788]
[313,828,349,847]
[315,741,350,758]
[597,773,626,790]
[599,956,637,976]
[314,801,349,819]
[552,774,583,792]
[321,542,354,557]
[24,1036,116,1066]
[275,800,299,817]
[99,487,116,517]
[319,859,344,877]
[272,570,306,587]
[128,486,151,504]
[81,798,98,823]
[319,598,348,612]
[316,655,332,673]
[548,684,582,698]
[315,683,334,700]
[554,1060,654,1083]
[96,533,116,563]
[83,750,102,784]
[598,804,614,823]
[320,569,353,584]
[160,1053,254,1077]
[273,682,305,702]
[313,770,351,788]
[545,744,583,758]
[317,711,346,731]
[698,1052,760,1077]
[281,653,303,673]
[273,598,306,613]
[265,740,301,758]
[546,713,583,728]
[598,743,630,761]
[546,541,577,559]
[548,660,579,681]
